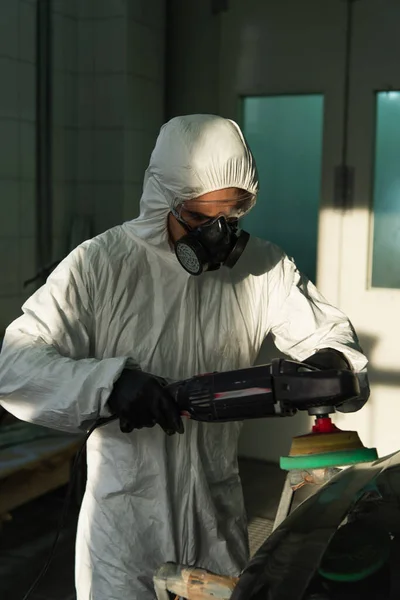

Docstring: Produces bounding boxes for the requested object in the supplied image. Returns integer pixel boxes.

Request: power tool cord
[20,419,106,600]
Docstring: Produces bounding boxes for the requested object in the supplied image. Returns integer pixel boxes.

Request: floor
[0,459,313,600]
[0,486,79,600]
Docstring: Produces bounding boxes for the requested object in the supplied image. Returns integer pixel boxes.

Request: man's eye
[188,212,207,221]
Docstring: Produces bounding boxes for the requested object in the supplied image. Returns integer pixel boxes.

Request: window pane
[371,91,400,288]
[242,94,324,282]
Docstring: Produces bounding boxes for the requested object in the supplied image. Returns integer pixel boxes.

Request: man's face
[179,188,253,227]
[168,187,254,246]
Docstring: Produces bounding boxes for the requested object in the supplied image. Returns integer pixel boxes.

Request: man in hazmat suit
[0,115,369,600]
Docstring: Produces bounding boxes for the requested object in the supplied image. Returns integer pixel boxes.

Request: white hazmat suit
[0,115,368,599]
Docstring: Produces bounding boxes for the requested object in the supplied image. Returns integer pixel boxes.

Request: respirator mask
[171,194,255,276]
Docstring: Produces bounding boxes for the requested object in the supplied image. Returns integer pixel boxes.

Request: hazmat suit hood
[126,114,259,249]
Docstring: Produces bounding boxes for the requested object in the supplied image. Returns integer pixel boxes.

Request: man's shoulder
[78,226,146,278]
[85,225,142,258]
[242,236,289,277]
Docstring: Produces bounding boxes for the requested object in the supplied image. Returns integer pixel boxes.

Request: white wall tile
[0,182,19,236]
[129,0,165,29]
[77,73,95,127]
[128,21,163,81]
[93,0,126,19]
[141,80,164,130]
[52,14,65,71]
[53,183,75,236]
[52,73,65,126]
[19,0,36,63]
[94,74,125,128]
[141,0,166,30]
[52,0,78,18]
[130,77,164,131]
[51,235,68,262]
[125,74,141,129]
[0,58,19,119]
[77,129,94,181]
[53,126,67,180]
[18,61,36,121]
[52,71,78,127]
[65,73,79,127]
[66,17,78,73]
[0,1,19,59]
[52,183,67,235]
[77,0,95,20]
[94,18,126,73]
[68,213,94,249]
[93,183,123,234]
[125,76,163,131]
[124,130,156,184]
[77,19,95,73]
[53,72,77,128]
[53,127,77,181]
[93,130,123,181]
[20,121,36,179]
[0,121,19,178]
[20,181,36,236]
[0,237,20,295]
[19,235,37,293]
[123,182,142,221]
[124,129,148,182]
[65,129,78,181]
[53,14,78,73]
[0,296,23,332]
[76,183,94,214]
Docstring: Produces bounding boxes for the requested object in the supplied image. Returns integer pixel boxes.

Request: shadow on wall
[358,332,400,386]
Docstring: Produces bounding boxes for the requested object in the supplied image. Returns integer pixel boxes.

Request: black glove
[302,348,351,371]
[108,369,184,435]
[303,348,367,413]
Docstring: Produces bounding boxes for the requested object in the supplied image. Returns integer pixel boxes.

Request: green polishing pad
[318,521,392,582]
[280,446,378,471]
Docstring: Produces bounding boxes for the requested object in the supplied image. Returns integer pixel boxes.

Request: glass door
[242,94,324,283]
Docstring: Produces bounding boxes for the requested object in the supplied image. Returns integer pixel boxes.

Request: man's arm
[0,243,128,432]
[268,256,369,413]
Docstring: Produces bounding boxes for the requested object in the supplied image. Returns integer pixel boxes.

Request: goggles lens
[173,193,255,228]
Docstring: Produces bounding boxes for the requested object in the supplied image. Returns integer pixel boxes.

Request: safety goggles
[172,193,256,229]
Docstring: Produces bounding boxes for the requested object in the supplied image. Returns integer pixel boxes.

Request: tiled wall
[124,0,166,223]
[0,0,36,332]
[74,0,166,239]
[166,0,219,118]
[0,0,166,332]
[52,0,79,264]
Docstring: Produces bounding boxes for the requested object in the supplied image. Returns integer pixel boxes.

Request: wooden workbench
[0,424,83,519]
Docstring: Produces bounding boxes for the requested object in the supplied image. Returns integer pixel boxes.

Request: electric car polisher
[169,358,378,468]
[168,358,357,422]
[106,359,378,468]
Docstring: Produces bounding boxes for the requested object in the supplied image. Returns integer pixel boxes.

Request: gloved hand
[107,369,184,435]
[303,348,366,413]
[302,348,351,371]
